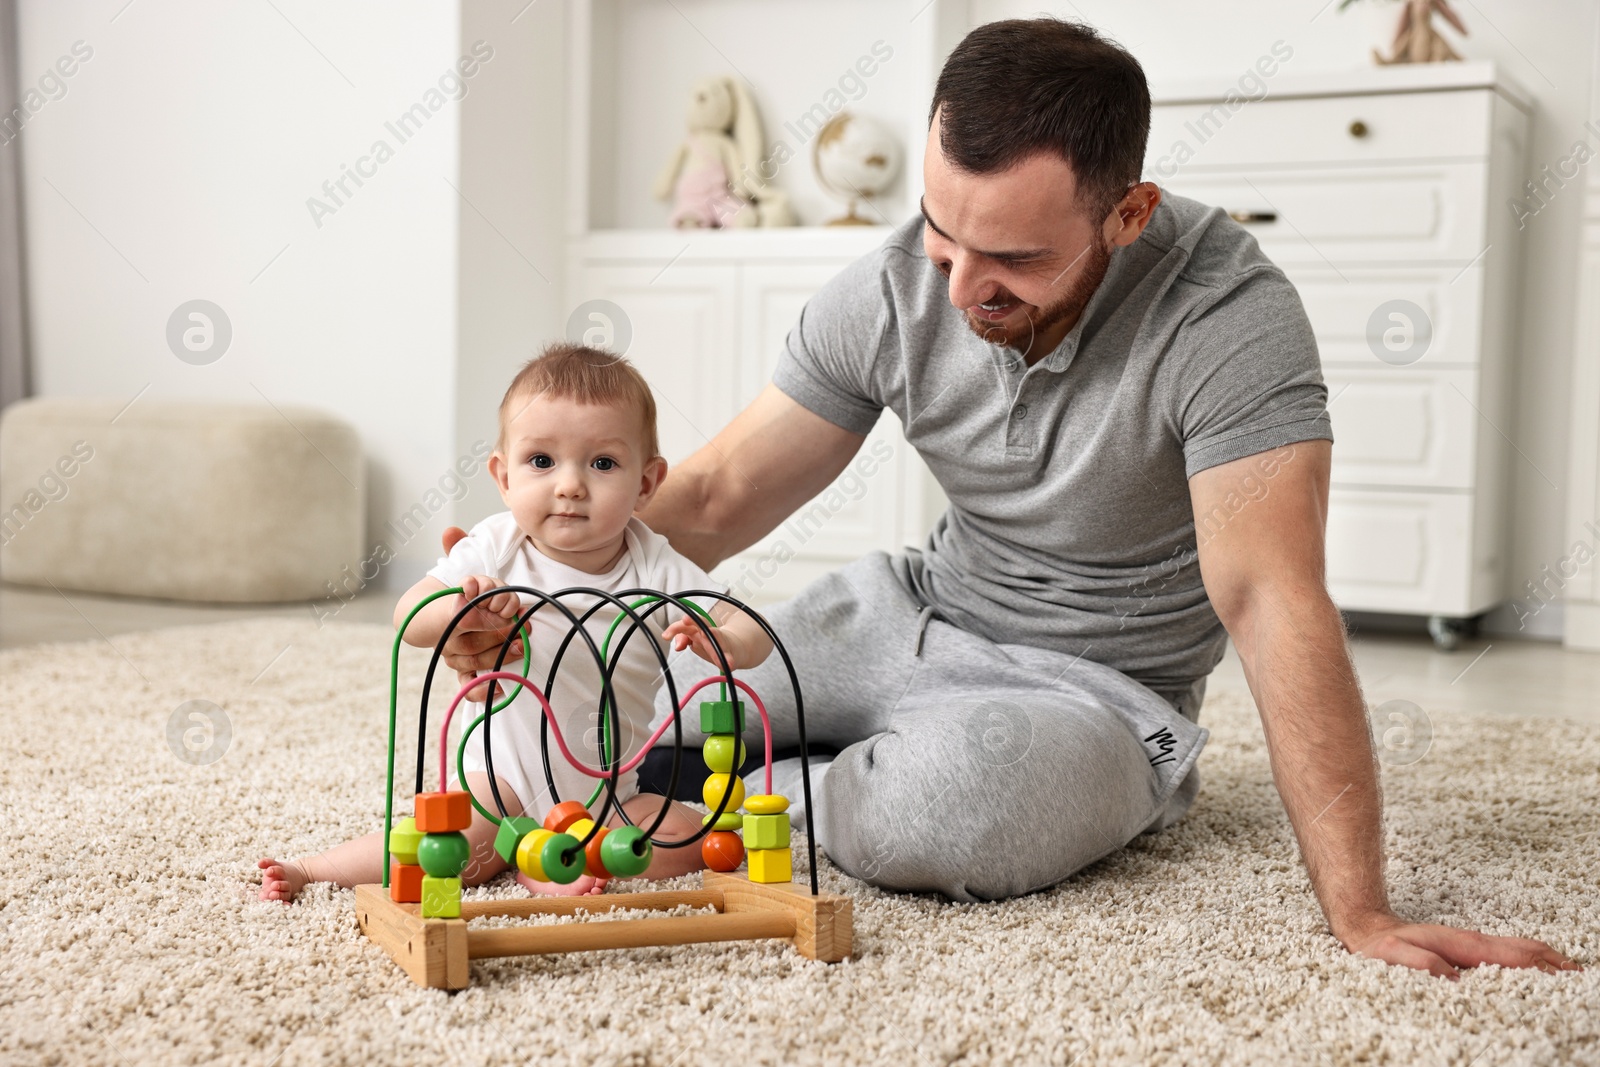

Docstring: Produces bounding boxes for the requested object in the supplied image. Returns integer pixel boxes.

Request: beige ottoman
[0,397,364,602]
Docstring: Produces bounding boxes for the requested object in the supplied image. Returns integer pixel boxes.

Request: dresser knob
[1349,119,1369,138]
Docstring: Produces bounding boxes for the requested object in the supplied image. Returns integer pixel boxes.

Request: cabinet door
[1157,164,1489,265]
[1325,489,1480,614]
[737,262,904,563]
[1322,366,1482,490]
[568,263,739,468]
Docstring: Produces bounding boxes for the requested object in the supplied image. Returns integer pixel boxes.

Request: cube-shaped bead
[702,772,745,813]
[389,859,424,903]
[699,700,744,735]
[388,816,423,865]
[493,816,541,864]
[420,875,461,918]
[742,812,790,850]
[746,847,792,884]
[414,791,471,833]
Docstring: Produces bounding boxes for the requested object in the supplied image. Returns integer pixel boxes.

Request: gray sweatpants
[652,551,1209,902]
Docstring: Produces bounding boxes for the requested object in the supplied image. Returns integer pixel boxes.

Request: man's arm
[636,383,868,571]
[1190,440,1579,977]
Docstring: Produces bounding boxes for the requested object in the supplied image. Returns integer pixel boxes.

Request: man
[444,17,1577,978]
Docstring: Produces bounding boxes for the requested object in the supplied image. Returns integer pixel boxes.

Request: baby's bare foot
[516,870,608,897]
[257,858,310,903]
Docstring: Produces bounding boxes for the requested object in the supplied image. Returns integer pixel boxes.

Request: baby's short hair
[498,342,661,460]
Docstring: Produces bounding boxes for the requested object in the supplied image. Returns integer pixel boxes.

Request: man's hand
[439,527,525,702]
[1339,912,1582,979]
[1191,443,1582,979]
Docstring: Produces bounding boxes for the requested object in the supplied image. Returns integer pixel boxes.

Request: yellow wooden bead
[743,794,789,815]
[515,828,555,881]
[566,817,597,843]
[746,847,792,884]
[702,772,745,813]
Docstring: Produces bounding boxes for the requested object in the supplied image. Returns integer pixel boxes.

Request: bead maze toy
[357,583,852,988]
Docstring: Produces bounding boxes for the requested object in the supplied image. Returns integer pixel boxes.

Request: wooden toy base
[355,871,853,989]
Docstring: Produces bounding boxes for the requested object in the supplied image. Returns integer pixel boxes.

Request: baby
[259,342,773,901]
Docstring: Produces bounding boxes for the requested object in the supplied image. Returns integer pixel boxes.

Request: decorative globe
[813,111,901,225]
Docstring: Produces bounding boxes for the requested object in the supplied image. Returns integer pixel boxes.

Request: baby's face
[490,392,664,568]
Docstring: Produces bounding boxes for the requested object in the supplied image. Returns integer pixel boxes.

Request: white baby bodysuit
[425,512,725,822]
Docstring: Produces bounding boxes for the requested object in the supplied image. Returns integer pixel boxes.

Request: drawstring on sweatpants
[912,604,938,657]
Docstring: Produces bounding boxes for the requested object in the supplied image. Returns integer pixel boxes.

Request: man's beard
[963,234,1114,356]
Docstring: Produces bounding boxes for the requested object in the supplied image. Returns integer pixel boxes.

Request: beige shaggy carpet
[0,617,1596,1066]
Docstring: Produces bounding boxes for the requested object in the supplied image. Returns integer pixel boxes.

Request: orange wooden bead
[389,859,424,903]
[414,790,471,833]
[543,799,590,834]
[583,825,611,878]
[701,830,745,872]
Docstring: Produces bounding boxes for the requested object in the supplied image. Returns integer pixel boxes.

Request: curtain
[0,0,30,411]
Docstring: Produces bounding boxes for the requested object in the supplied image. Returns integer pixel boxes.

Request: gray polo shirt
[771,191,1333,695]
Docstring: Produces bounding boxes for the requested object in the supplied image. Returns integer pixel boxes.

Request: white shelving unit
[563,0,968,601]
[1148,61,1532,647]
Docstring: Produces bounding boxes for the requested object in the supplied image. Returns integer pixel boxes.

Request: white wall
[976,0,1599,639]
[16,0,464,585]
[455,0,568,532]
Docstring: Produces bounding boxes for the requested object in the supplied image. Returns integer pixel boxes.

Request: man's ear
[634,455,669,511]
[488,450,512,502]
[1103,182,1161,248]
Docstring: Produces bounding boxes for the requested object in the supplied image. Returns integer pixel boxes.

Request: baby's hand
[662,617,751,670]
[459,574,523,624]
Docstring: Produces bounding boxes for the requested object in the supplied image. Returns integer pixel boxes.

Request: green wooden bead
[742,812,790,850]
[420,875,461,918]
[599,825,652,877]
[699,700,744,735]
[701,735,747,773]
[539,832,586,885]
[417,831,471,877]
[700,810,743,831]
[492,816,541,864]
[388,816,423,865]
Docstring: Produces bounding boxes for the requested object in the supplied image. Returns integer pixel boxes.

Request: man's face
[920,113,1127,359]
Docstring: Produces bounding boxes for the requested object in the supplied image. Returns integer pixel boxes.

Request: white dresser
[1147,62,1532,648]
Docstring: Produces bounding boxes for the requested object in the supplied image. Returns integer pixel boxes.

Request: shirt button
[1014,404,1029,420]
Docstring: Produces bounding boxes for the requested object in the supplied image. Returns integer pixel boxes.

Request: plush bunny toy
[652,75,794,229]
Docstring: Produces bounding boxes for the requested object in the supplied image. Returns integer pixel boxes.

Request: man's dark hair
[929,18,1150,220]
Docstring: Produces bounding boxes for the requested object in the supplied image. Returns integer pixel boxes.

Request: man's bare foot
[257,858,311,902]
[516,870,608,896]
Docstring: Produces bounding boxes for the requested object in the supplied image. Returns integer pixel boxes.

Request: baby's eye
[592,457,617,472]
[529,454,553,469]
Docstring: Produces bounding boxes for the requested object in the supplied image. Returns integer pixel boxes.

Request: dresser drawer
[1325,366,1480,488]
[1289,266,1486,366]
[1148,89,1493,172]
[1163,164,1488,264]
[1326,490,1478,614]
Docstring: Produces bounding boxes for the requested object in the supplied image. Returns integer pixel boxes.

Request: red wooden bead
[701,830,745,873]
[389,859,424,903]
[414,790,471,833]
[543,799,590,834]
[583,825,611,878]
